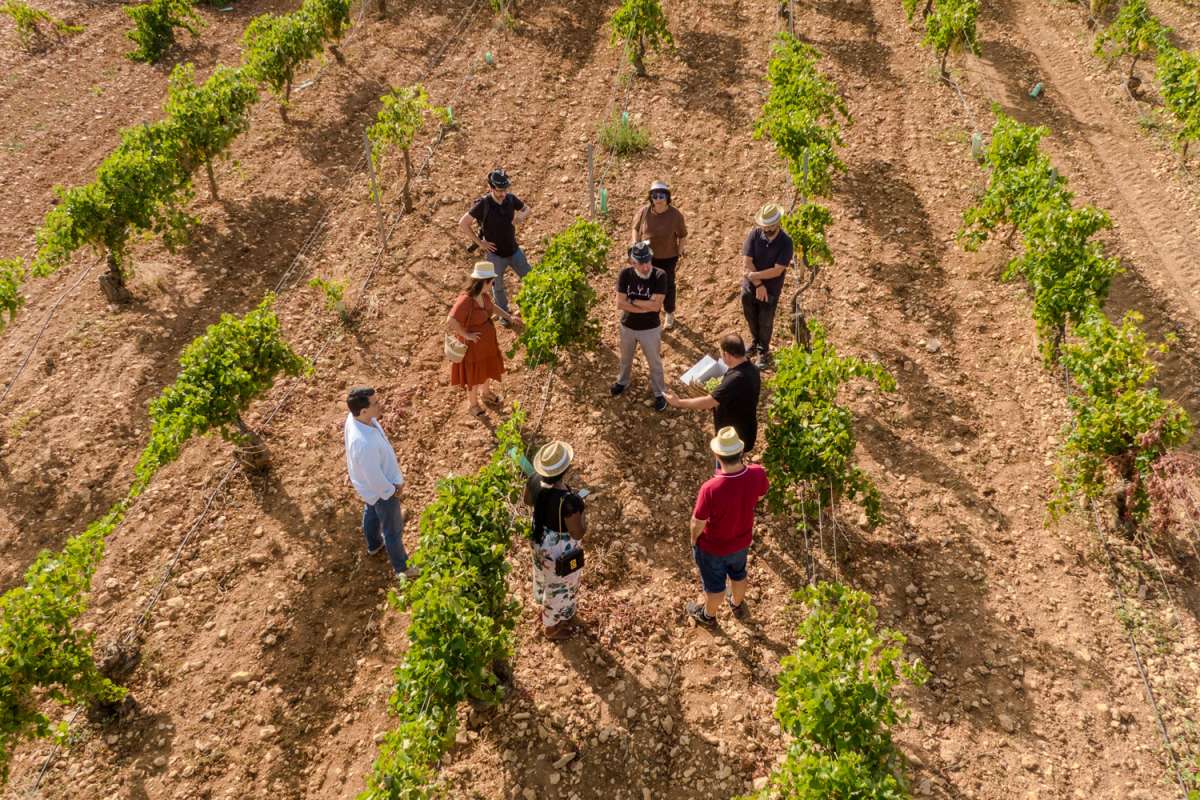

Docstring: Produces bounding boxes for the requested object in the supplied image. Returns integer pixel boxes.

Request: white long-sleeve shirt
[344,412,405,505]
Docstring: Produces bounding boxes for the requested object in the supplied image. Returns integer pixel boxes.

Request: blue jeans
[363,494,408,574]
[693,544,748,594]
[486,248,531,313]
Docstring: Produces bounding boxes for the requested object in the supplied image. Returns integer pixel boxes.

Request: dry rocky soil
[2,0,1200,798]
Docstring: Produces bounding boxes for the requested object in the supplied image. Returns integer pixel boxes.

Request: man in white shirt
[344,386,418,579]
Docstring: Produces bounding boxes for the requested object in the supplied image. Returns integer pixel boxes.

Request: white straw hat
[471,261,497,280]
[710,426,745,457]
[533,441,575,478]
[754,202,785,227]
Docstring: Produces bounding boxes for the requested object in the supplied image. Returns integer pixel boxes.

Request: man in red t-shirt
[686,427,769,626]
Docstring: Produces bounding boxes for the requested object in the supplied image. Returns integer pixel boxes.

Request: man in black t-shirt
[612,241,669,411]
[741,202,793,370]
[457,169,533,316]
[664,334,761,450]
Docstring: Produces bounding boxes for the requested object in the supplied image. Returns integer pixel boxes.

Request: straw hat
[533,440,574,478]
[754,202,785,227]
[648,179,671,200]
[710,426,745,457]
[471,261,497,280]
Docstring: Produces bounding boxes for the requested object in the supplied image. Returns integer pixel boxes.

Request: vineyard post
[586,144,596,218]
[788,0,794,36]
[363,130,388,256]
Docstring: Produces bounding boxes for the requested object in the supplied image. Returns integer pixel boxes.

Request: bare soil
[0,0,1198,799]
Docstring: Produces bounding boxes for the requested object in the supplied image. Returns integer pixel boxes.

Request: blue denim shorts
[693,545,748,594]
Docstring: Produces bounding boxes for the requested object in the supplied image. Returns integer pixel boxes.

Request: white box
[680,354,727,387]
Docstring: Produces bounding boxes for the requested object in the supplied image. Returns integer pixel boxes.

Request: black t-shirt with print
[469,193,525,258]
[616,265,668,331]
[711,360,761,452]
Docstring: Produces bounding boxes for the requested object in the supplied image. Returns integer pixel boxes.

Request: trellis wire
[1088,502,1191,800]
[0,255,104,408]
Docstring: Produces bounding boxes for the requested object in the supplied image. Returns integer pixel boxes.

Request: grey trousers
[616,324,666,397]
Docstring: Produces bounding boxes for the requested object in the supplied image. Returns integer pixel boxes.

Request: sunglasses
[650,191,668,199]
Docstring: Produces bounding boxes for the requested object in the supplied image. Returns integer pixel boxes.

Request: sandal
[469,405,488,419]
[543,622,573,641]
[482,392,504,407]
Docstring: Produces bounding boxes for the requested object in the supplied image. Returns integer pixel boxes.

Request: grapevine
[33,120,195,303]
[754,34,851,201]
[738,583,927,800]
[513,219,611,367]
[164,63,259,199]
[922,0,980,77]
[763,321,895,527]
[0,259,25,330]
[781,202,834,269]
[1054,308,1191,532]
[1157,47,1200,161]
[961,111,1196,536]
[609,0,673,78]
[1093,0,1170,86]
[1,0,81,49]
[367,85,447,212]
[242,0,350,116]
[360,409,526,800]
[308,276,350,322]
[124,0,201,64]
[0,503,128,786]
[1002,203,1120,362]
[959,112,1070,249]
[132,294,310,485]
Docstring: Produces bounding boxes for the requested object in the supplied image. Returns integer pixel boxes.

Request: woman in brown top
[446,262,520,417]
[631,179,688,328]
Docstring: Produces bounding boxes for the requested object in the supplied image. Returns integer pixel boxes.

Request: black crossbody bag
[534,488,585,577]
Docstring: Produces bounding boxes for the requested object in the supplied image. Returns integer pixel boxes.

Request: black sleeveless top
[527,475,585,545]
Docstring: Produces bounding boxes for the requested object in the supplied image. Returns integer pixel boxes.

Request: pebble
[997,713,1017,734]
[553,752,576,769]
[230,671,253,685]
[925,338,942,353]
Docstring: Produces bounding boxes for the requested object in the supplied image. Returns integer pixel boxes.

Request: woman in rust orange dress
[446,262,521,417]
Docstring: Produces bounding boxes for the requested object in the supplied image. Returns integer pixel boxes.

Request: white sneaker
[664,312,675,329]
[401,566,421,579]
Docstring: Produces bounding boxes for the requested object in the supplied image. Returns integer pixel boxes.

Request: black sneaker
[653,395,667,412]
[727,596,747,620]
[755,353,771,371]
[610,382,627,397]
[686,601,717,627]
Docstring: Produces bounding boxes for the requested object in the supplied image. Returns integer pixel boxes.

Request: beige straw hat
[471,261,498,280]
[754,202,785,227]
[710,426,745,457]
[533,441,575,478]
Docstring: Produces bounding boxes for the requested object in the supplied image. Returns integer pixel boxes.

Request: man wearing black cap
[612,241,668,411]
[458,169,532,317]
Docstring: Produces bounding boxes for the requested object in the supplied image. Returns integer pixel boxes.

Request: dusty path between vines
[5,0,1200,798]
